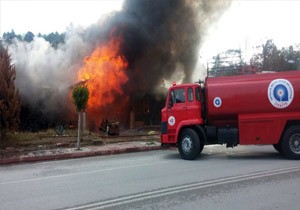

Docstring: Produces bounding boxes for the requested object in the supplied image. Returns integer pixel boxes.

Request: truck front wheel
[280,125,300,160]
[273,144,282,153]
[178,128,200,160]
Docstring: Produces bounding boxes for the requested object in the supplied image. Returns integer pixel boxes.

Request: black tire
[178,128,200,160]
[199,142,204,154]
[280,125,300,160]
[273,144,282,153]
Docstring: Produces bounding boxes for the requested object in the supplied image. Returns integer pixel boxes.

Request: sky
[201,0,300,61]
[0,0,124,34]
[1,0,300,62]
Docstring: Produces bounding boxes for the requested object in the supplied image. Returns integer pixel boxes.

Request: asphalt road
[1,145,300,210]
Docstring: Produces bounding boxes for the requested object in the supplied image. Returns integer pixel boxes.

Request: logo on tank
[268,79,294,109]
[213,97,222,108]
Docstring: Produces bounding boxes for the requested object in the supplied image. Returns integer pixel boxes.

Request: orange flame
[77,37,128,123]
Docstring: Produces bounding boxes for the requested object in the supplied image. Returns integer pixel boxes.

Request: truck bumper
[161,134,169,144]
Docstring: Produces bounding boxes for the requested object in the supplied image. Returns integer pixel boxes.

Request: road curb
[0,145,161,165]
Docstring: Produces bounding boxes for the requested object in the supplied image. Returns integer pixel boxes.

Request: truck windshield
[169,88,185,107]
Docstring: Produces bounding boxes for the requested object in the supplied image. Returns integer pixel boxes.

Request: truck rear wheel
[178,128,200,160]
[280,125,300,160]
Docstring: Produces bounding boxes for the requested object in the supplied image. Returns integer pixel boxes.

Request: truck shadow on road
[223,152,290,161]
[162,150,289,161]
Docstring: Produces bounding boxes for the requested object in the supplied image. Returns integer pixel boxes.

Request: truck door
[186,87,202,120]
[166,88,187,139]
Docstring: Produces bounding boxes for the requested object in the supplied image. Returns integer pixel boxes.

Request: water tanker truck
[161,70,300,160]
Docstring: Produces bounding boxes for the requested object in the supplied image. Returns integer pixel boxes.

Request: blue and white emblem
[213,97,222,108]
[168,116,176,126]
[268,79,294,109]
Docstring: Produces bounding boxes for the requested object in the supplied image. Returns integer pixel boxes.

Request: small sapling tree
[72,85,89,150]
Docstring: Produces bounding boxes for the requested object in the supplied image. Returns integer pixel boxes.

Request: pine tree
[0,43,21,138]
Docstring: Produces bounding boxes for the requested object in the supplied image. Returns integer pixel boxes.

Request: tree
[208,49,244,76]
[250,39,300,72]
[0,43,21,139]
[24,31,35,42]
[72,85,89,150]
[42,32,65,48]
[281,46,300,71]
[2,30,22,43]
[250,39,285,72]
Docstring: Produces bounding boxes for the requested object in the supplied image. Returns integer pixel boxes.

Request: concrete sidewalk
[0,141,161,165]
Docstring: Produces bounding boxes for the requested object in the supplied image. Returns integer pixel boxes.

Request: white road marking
[0,146,277,185]
[0,160,175,185]
[66,166,300,210]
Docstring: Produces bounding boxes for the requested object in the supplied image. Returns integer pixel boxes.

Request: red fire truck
[161,70,300,160]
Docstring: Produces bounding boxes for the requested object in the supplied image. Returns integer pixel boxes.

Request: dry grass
[0,129,93,147]
[0,127,160,149]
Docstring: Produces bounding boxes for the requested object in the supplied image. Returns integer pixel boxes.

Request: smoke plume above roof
[5,0,231,127]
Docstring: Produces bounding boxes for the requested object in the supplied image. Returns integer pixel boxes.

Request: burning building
[73,0,232,129]
[6,0,231,131]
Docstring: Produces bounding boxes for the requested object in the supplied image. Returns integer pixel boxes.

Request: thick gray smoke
[120,0,232,94]
[5,0,231,127]
[7,28,94,123]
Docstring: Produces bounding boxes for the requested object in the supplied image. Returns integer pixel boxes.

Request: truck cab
[161,83,203,147]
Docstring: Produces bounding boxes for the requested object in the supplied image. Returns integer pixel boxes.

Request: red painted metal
[205,71,300,128]
[161,70,300,146]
